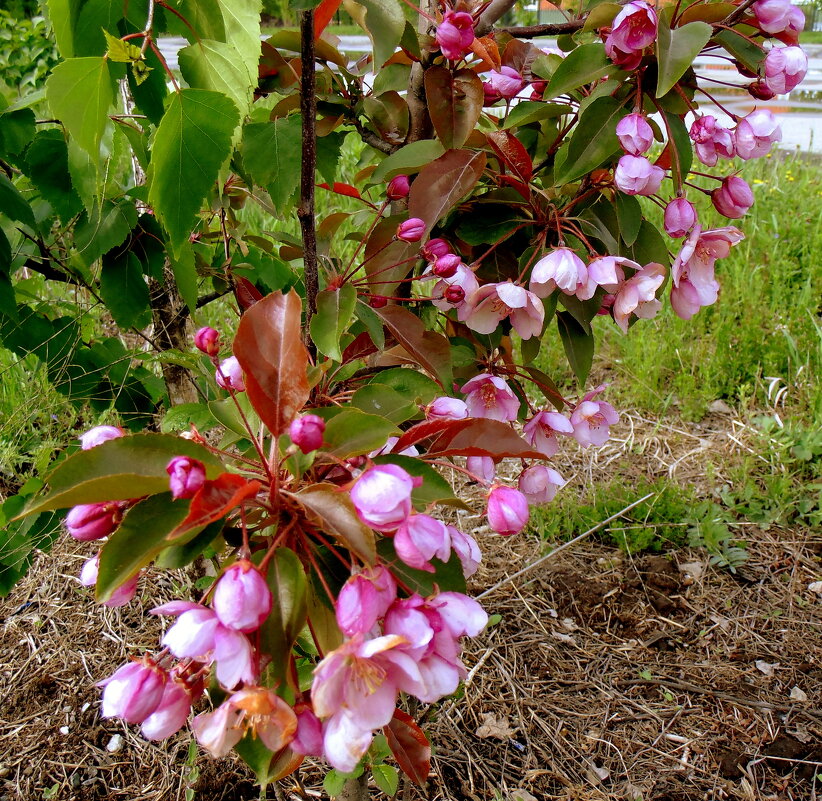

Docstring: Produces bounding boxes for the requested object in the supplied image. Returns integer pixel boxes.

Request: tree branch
[474,0,518,37]
[496,20,585,38]
[298,9,319,352]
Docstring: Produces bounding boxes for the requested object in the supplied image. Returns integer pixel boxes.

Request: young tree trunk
[339,773,369,801]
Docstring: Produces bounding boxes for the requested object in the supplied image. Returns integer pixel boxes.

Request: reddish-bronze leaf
[313,0,343,37]
[371,305,452,389]
[169,473,262,539]
[408,149,487,233]
[487,130,533,182]
[233,290,310,436]
[470,36,501,71]
[425,66,484,150]
[363,216,417,295]
[317,181,362,199]
[384,709,431,785]
[427,418,545,459]
[391,418,464,454]
[270,747,304,781]
[234,277,263,311]
[341,330,379,364]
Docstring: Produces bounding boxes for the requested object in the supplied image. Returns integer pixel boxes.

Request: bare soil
[1,413,820,801]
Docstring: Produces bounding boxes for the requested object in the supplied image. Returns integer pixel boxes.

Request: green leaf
[614,193,642,247]
[45,57,116,159]
[629,220,671,267]
[553,96,627,185]
[48,0,81,57]
[74,0,148,57]
[0,108,36,159]
[160,402,216,433]
[316,131,346,187]
[22,434,224,515]
[178,40,255,117]
[0,174,35,228]
[103,30,143,62]
[148,89,239,253]
[168,241,198,313]
[546,43,612,99]
[352,384,419,425]
[656,20,712,98]
[323,770,348,798]
[100,250,152,328]
[372,765,399,797]
[216,0,263,84]
[662,110,693,179]
[74,199,138,267]
[557,310,594,386]
[349,0,405,66]
[321,409,400,460]
[310,284,357,362]
[155,520,223,569]
[128,45,168,124]
[370,139,445,184]
[24,130,82,220]
[502,100,573,129]
[372,454,465,509]
[97,493,196,602]
[365,367,440,404]
[241,117,303,211]
[713,29,764,74]
[377,538,466,595]
[234,733,276,786]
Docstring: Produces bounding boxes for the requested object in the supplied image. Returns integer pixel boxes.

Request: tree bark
[338,773,369,801]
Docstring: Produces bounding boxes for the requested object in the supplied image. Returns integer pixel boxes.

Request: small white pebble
[106,734,124,753]
[59,726,69,735]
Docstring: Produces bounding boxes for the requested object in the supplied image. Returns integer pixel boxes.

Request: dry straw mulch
[1,413,820,801]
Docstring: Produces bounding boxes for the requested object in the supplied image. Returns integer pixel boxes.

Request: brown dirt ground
[1,413,820,801]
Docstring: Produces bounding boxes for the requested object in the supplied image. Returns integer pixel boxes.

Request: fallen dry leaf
[789,686,808,702]
[476,712,516,740]
[755,660,778,676]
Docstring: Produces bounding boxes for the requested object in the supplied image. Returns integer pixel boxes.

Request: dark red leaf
[233,290,311,436]
[391,418,465,454]
[317,182,362,200]
[496,174,531,200]
[487,130,533,182]
[371,305,452,389]
[654,142,673,170]
[428,418,545,459]
[341,330,378,364]
[425,66,484,150]
[235,277,263,311]
[170,473,262,538]
[313,0,343,37]
[384,709,430,785]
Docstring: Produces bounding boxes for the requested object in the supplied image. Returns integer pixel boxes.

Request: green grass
[799,30,822,44]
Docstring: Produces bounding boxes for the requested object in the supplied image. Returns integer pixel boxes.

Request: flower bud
[530,79,547,100]
[421,238,451,260]
[166,456,206,500]
[734,109,782,160]
[369,295,388,308]
[426,396,469,421]
[290,705,324,756]
[486,486,529,536]
[614,154,665,196]
[289,414,325,453]
[763,45,807,94]
[435,10,475,60]
[350,464,418,531]
[711,176,754,219]
[433,253,461,278]
[336,565,397,635]
[213,560,272,633]
[467,455,496,483]
[194,326,220,357]
[664,198,697,238]
[99,657,167,724]
[216,356,245,392]
[66,502,124,541]
[484,66,524,100]
[396,217,426,242]
[79,425,125,450]
[444,285,465,305]
[616,113,654,155]
[386,174,410,200]
[748,80,776,101]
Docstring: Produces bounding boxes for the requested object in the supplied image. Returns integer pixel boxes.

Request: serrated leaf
[178,40,255,117]
[310,284,357,362]
[74,198,138,266]
[216,0,263,84]
[372,765,399,796]
[546,43,611,99]
[148,89,239,252]
[103,30,142,62]
[24,130,82,220]
[0,174,35,228]
[656,20,712,98]
[347,0,405,66]
[241,117,303,212]
[45,57,116,159]
[100,250,151,328]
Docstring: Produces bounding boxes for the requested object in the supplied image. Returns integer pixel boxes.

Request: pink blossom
[518,465,566,505]
[216,356,245,392]
[664,198,698,238]
[461,373,519,422]
[79,425,125,450]
[397,218,426,242]
[570,389,619,447]
[523,410,574,457]
[605,1,657,68]
[486,486,529,536]
[194,326,220,356]
[289,414,325,453]
[99,657,166,724]
[350,464,418,531]
[386,174,410,200]
[369,435,419,458]
[612,262,665,332]
[467,455,496,483]
[426,396,469,421]
[616,113,654,155]
[449,525,482,577]
[464,281,544,339]
[394,513,450,573]
[576,256,632,301]
[66,501,125,541]
[335,565,397,636]
[192,687,297,758]
[290,705,324,756]
[734,109,782,159]
[763,45,807,94]
[711,176,754,219]
[690,116,735,166]
[435,10,475,61]
[141,676,192,740]
[529,247,588,297]
[754,0,804,37]
[213,560,272,633]
[79,554,138,606]
[614,154,664,196]
[432,263,479,319]
[483,66,525,102]
[421,238,451,261]
[166,456,206,500]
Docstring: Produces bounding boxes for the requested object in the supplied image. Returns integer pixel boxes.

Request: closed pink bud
[336,565,397,635]
[518,465,565,505]
[467,455,496,483]
[386,174,410,200]
[394,513,450,572]
[350,464,418,531]
[433,253,461,278]
[486,486,529,536]
[194,326,220,356]
[444,285,465,304]
[711,176,754,219]
[485,66,524,100]
[530,79,547,99]
[212,560,272,633]
[426,396,469,421]
[99,657,167,724]
[436,10,475,60]
[614,154,665,196]
[763,45,807,94]
[141,677,192,740]
[79,425,125,450]
[289,414,325,453]
[216,356,245,392]
[397,217,426,242]
[421,237,451,260]
[66,502,124,541]
[616,113,654,155]
[290,705,324,756]
[166,456,206,500]
[664,198,697,238]
[753,0,804,36]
